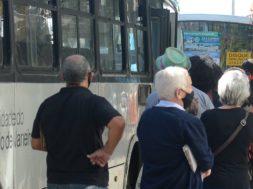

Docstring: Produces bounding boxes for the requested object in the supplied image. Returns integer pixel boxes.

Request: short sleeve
[93,96,121,127]
[31,103,44,138]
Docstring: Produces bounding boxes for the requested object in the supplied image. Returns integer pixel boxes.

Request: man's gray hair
[62,55,91,84]
[155,66,189,100]
[218,69,250,106]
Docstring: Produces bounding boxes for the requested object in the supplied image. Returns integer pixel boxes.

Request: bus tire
[135,166,142,189]
[126,142,142,189]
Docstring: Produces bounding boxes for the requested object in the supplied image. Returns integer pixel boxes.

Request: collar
[60,86,90,93]
[155,100,185,111]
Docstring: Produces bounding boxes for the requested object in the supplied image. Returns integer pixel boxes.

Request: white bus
[0,0,177,189]
[178,14,253,68]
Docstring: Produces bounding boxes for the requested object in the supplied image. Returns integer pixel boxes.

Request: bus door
[150,8,177,60]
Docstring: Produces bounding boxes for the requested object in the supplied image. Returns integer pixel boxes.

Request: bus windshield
[178,14,253,68]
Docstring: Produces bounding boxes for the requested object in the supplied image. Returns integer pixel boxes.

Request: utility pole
[232,0,235,15]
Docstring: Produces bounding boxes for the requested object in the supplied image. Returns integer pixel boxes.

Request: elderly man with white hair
[201,68,253,189]
[137,66,213,189]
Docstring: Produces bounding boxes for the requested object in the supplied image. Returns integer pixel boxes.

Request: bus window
[98,0,122,73]
[79,18,94,67]
[60,0,94,68]
[61,0,78,9]
[0,0,3,67]
[126,0,146,73]
[98,0,120,21]
[128,28,137,72]
[137,30,145,72]
[14,4,54,68]
[80,1,90,12]
[41,0,53,5]
[61,0,89,12]
[128,28,145,73]
[61,15,78,58]
[178,15,253,68]
[99,22,122,72]
[126,0,142,25]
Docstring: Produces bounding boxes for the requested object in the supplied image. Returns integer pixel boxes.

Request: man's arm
[31,130,47,151]
[31,102,47,151]
[31,138,43,150]
[202,169,211,179]
[87,116,125,167]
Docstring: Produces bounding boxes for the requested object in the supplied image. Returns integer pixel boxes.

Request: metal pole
[232,0,235,15]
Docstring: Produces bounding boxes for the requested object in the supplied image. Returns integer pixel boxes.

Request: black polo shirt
[32,87,121,186]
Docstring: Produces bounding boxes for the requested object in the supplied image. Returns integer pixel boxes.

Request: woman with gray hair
[201,69,253,189]
[137,66,213,189]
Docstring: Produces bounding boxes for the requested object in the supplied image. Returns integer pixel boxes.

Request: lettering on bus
[0,111,24,127]
[0,110,31,151]
[0,129,31,151]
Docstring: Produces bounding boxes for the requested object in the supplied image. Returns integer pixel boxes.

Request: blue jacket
[137,106,213,189]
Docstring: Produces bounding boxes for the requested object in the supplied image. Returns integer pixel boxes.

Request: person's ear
[175,88,183,100]
[87,72,93,87]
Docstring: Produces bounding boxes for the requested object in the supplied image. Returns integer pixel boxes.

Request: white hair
[218,69,250,106]
[155,66,189,100]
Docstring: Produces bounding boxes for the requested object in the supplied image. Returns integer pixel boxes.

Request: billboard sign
[183,31,221,64]
[226,51,252,66]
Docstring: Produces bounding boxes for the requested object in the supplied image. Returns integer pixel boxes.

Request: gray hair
[62,55,91,84]
[155,66,189,100]
[218,69,250,106]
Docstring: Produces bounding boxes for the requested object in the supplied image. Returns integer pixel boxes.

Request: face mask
[182,91,194,109]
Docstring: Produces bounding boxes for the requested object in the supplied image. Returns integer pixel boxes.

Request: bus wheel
[126,143,142,189]
[135,166,142,189]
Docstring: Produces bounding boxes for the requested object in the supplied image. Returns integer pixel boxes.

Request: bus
[0,0,177,189]
[178,14,253,68]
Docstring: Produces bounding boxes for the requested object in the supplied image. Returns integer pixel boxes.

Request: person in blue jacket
[137,66,213,189]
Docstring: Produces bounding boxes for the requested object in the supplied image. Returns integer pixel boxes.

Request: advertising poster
[183,31,221,64]
[226,51,252,66]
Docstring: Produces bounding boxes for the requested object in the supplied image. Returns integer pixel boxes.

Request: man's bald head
[62,55,91,85]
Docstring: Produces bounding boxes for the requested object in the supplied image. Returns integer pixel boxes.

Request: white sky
[178,0,253,17]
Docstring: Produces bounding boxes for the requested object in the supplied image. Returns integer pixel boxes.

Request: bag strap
[214,111,249,157]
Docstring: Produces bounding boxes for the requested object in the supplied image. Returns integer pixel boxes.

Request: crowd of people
[30,49,253,189]
[140,47,253,189]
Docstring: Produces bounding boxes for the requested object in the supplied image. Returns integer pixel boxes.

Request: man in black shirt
[31,55,125,189]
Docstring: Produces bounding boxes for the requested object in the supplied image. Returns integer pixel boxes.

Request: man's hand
[31,138,47,151]
[87,116,125,167]
[201,169,211,179]
[87,148,111,167]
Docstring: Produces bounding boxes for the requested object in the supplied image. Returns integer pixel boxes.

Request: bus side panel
[98,82,141,188]
[0,83,15,189]
[14,83,62,189]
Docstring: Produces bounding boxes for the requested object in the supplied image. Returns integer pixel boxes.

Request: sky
[178,0,253,17]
